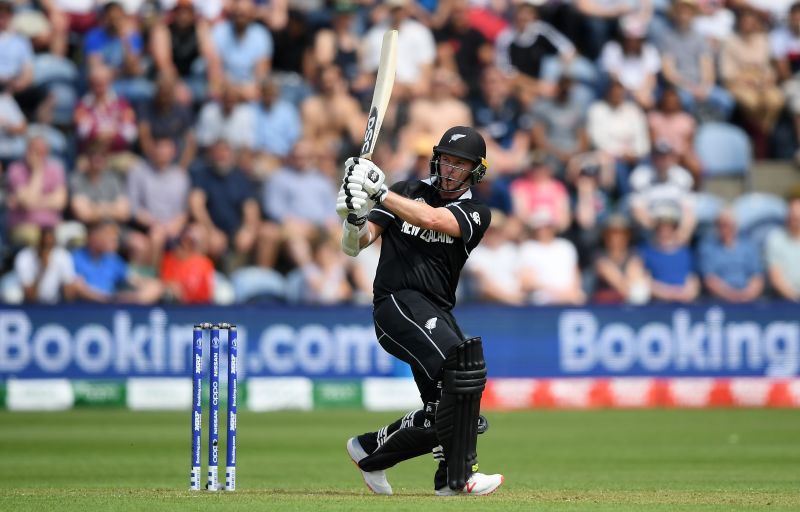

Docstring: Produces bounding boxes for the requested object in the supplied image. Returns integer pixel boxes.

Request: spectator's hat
[527,208,555,229]
[652,203,681,225]
[334,0,359,13]
[526,149,551,170]
[385,0,409,8]
[674,0,699,9]
[602,214,631,233]
[652,139,673,155]
[516,0,548,6]
[12,10,50,38]
[620,14,648,38]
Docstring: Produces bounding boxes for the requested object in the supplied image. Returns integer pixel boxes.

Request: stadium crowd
[1,0,800,306]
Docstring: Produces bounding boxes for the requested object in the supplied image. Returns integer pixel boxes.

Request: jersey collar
[421,178,473,199]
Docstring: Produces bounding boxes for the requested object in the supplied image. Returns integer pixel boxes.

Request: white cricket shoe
[346,437,393,495]
[435,472,504,496]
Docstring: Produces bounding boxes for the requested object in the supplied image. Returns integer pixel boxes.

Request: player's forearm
[381,191,453,234]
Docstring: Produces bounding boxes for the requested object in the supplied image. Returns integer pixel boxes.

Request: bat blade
[360,29,398,161]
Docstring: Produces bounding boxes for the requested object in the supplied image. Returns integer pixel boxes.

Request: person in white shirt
[518,208,585,305]
[195,83,256,151]
[600,14,660,108]
[465,209,525,305]
[13,226,76,303]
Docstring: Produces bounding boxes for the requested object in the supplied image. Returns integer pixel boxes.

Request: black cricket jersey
[368,179,491,311]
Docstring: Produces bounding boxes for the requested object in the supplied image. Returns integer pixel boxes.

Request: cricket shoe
[346,437,393,495]
[435,472,504,496]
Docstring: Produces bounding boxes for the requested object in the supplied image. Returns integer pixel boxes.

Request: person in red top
[74,64,137,154]
[509,150,571,232]
[160,223,214,304]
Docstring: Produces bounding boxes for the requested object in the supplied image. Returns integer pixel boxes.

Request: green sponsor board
[72,381,126,407]
[313,380,362,409]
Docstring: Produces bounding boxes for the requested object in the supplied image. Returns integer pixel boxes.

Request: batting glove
[336,184,371,226]
[344,157,389,203]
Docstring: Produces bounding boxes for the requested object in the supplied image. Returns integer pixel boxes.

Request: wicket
[190,322,237,491]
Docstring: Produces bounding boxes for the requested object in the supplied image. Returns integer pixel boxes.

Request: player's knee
[441,337,486,394]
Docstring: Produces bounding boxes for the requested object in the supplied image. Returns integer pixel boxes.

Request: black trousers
[373,289,465,403]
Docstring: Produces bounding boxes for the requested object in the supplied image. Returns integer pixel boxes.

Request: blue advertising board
[0,303,798,380]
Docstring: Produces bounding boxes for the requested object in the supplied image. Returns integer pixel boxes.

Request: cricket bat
[347,29,398,224]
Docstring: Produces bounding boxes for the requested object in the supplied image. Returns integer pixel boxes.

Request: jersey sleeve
[368,181,409,229]
[446,200,491,252]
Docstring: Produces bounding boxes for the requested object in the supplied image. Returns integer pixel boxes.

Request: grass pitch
[0,408,798,511]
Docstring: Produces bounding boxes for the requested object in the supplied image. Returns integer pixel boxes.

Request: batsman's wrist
[371,185,389,204]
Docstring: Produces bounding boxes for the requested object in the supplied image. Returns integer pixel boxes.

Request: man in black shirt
[335,126,504,496]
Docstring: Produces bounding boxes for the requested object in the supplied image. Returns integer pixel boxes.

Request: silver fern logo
[425,317,438,333]
[449,134,466,143]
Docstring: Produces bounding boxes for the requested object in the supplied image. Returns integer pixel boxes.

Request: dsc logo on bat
[361,107,378,154]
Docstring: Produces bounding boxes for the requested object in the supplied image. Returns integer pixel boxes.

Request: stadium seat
[695,122,752,187]
[230,267,287,304]
[693,192,726,240]
[733,192,787,249]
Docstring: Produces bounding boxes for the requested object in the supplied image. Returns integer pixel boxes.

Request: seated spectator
[510,150,571,233]
[640,205,700,303]
[5,133,67,246]
[254,77,301,173]
[195,82,256,151]
[771,1,800,164]
[530,72,590,174]
[84,1,153,102]
[574,0,652,59]
[495,0,575,103]
[629,140,697,243]
[647,88,702,180]
[0,87,27,167]
[720,6,784,155]
[312,1,361,83]
[13,226,76,303]
[699,208,764,302]
[587,80,650,193]
[464,210,525,305]
[593,214,650,304]
[765,193,800,301]
[694,0,735,50]
[161,223,214,304]
[72,219,162,304]
[568,156,612,261]
[212,0,272,101]
[263,140,338,268]
[0,0,38,117]
[359,0,435,101]
[300,234,352,305]
[189,138,279,269]
[471,66,530,175]
[127,137,189,265]
[149,0,222,102]
[53,0,99,36]
[74,64,137,157]
[599,15,660,109]
[661,0,734,120]
[519,208,585,305]
[69,142,130,225]
[137,74,196,170]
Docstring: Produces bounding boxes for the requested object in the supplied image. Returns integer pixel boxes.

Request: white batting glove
[336,184,371,226]
[344,157,389,203]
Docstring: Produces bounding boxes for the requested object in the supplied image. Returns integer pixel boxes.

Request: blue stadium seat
[733,192,787,249]
[694,122,752,182]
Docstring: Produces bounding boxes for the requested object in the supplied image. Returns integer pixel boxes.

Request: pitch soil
[1,409,798,511]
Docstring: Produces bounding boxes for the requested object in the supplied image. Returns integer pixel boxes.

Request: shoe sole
[346,438,391,496]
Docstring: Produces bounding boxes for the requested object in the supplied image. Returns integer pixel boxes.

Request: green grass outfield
[0,409,798,511]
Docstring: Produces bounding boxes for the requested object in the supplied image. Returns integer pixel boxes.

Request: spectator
[312,1,361,83]
[599,14,660,109]
[54,0,100,36]
[629,140,696,243]
[568,155,612,261]
[127,137,189,265]
[720,7,784,155]
[661,0,734,120]
[639,205,700,303]
[518,208,585,305]
[771,1,800,164]
[0,86,27,168]
[593,214,650,304]
[263,140,338,268]
[510,150,571,232]
[300,233,352,304]
[149,0,222,102]
[587,80,650,193]
[212,0,272,101]
[137,74,196,169]
[189,138,280,269]
[270,8,313,83]
[13,225,76,303]
[6,134,67,246]
[69,142,130,225]
[464,209,525,305]
[195,82,256,151]
[495,0,575,103]
[530,72,590,174]
[647,87,702,180]
[574,0,653,59]
[72,219,162,304]
[254,77,301,170]
[470,66,530,174]
[433,0,493,99]
[360,0,435,100]
[74,64,137,156]
[161,223,215,304]
[699,208,764,302]
[765,194,800,301]
[693,0,735,50]
[84,1,152,102]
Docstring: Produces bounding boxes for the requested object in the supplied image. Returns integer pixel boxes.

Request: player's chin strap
[341,219,370,257]
[435,336,487,490]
